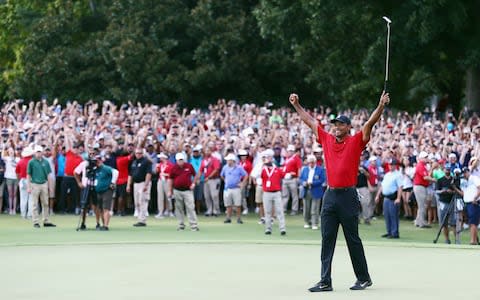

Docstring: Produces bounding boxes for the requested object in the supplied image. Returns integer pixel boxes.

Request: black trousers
[59,176,80,213]
[320,187,370,285]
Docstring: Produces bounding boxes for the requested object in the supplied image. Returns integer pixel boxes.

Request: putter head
[382,16,392,24]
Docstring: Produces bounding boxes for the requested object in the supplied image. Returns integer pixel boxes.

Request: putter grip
[384,80,388,93]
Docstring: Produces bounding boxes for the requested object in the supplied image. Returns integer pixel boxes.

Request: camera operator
[435,168,456,244]
[93,155,118,231]
[455,167,480,245]
[74,149,102,230]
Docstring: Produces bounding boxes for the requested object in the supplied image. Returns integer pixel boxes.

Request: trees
[255,0,480,112]
[0,0,478,111]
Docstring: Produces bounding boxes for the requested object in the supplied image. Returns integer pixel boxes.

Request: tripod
[76,176,96,231]
[433,193,464,244]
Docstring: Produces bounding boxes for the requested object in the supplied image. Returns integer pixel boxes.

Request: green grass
[0,213,474,247]
[0,214,479,300]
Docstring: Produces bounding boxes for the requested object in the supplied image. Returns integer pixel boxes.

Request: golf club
[382,16,391,92]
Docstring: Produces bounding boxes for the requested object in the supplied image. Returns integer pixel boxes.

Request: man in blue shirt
[220,153,248,224]
[299,155,326,230]
[190,145,204,213]
[375,159,403,238]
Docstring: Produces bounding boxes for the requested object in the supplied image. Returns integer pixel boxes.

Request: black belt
[174,187,190,191]
[327,186,355,190]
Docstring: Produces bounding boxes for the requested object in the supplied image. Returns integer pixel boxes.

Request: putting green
[1,214,478,300]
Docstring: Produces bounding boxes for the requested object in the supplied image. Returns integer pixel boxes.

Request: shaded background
[0,0,479,113]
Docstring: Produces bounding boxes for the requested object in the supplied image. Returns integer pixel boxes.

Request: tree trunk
[466,67,480,112]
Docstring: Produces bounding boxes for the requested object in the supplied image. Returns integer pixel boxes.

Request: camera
[86,158,98,180]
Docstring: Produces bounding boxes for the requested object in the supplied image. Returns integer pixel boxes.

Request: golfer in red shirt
[290,91,390,292]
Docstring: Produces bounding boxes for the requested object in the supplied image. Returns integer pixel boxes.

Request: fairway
[1,215,479,300]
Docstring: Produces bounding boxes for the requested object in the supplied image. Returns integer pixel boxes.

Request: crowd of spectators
[0,98,479,239]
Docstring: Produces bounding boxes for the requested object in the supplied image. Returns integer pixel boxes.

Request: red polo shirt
[64,150,83,176]
[367,164,378,186]
[413,160,429,187]
[239,160,252,175]
[283,154,302,177]
[116,155,131,185]
[16,156,32,179]
[170,163,196,190]
[261,165,284,192]
[317,125,367,188]
[156,160,174,180]
[199,156,221,178]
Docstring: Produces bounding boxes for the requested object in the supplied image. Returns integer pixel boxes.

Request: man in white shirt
[250,151,268,224]
[459,167,480,245]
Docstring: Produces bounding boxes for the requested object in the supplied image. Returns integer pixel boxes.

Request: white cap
[21,147,34,157]
[242,127,254,136]
[428,153,435,160]
[157,152,168,159]
[313,146,322,153]
[193,144,202,152]
[238,149,248,156]
[34,145,43,152]
[225,153,237,161]
[448,153,457,159]
[287,144,296,152]
[262,149,274,158]
[97,133,105,140]
[369,156,377,162]
[418,151,428,159]
[175,153,186,161]
[306,155,317,163]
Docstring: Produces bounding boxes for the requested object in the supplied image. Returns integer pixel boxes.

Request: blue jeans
[383,197,399,237]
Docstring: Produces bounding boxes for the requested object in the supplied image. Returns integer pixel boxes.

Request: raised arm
[289,94,318,138]
[362,91,390,142]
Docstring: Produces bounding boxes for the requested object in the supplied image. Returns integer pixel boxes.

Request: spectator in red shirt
[194,147,221,216]
[291,91,390,292]
[238,149,252,215]
[114,146,131,216]
[367,156,379,218]
[168,153,199,231]
[155,152,173,219]
[16,147,33,218]
[261,149,286,235]
[282,144,303,215]
[413,151,436,228]
[59,133,84,214]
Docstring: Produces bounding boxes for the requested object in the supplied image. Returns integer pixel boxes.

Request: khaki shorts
[224,188,242,207]
[98,189,113,210]
[255,185,263,204]
[48,175,55,198]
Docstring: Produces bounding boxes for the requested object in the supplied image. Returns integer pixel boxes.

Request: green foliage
[0,0,478,110]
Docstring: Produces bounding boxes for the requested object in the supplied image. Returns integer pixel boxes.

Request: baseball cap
[34,145,43,152]
[313,146,322,153]
[286,144,296,152]
[193,144,202,152]
[238,149,248,156]
[157,152,168,159]
[418,151,428,159]
[448,153,457,159]
[225,153,237,161]
[175,153,186,161]
[262,149,274,158]
[306,155,316,163]
[330,115,351,125]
